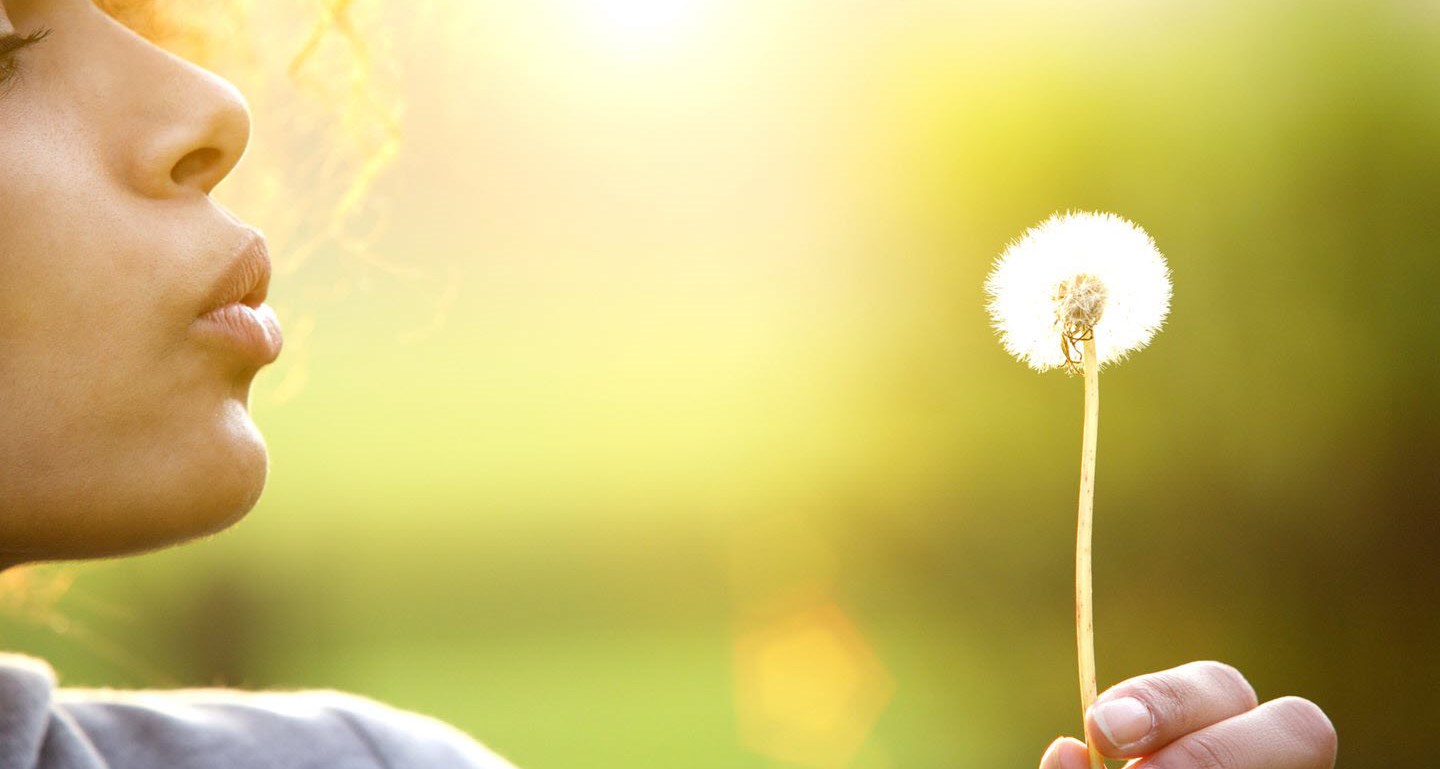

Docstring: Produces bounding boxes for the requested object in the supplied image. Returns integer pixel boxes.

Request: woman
[0,1,1337,768]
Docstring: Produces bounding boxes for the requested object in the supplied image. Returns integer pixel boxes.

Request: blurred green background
[3,0,1437,766]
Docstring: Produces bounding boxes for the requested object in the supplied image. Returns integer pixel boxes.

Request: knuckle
[1110,661,1260,732]
[1130,670,1189,722]
[1175,731,1238,769]
[1269,697,1338,766]
[1193,661,1259,709]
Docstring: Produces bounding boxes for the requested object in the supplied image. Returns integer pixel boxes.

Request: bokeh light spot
[734,602,895,769]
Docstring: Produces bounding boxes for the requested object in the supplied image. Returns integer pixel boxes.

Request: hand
[1038,661,1336,769]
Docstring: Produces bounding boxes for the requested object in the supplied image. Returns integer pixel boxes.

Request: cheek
[0,350,270,558]
[0,148,267,560]
[0,174,183,442]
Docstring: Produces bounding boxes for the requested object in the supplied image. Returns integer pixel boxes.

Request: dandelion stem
[1076,335,1104,769]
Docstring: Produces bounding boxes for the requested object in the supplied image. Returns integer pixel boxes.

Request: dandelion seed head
[984,211,1171,372]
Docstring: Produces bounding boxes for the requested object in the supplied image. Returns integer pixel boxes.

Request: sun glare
[581,0,708,52]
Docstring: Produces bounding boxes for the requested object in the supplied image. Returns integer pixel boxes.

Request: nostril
[170,146,225,189]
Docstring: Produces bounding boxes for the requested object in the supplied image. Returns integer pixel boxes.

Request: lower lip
[193,303,284,365]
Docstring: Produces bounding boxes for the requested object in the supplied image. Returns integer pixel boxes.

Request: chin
[123,401,273,554]
[0,402,272,567]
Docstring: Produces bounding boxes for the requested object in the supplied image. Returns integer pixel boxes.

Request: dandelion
[984,211,1171,769]
[986,211,1171,374]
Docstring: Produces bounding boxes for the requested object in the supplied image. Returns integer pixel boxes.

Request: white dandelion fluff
[985,211,1171,372]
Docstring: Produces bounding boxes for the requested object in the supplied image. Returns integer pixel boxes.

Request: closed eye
[0,27,53,89]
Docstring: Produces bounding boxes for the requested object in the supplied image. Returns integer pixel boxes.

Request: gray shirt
[0,655,518,769]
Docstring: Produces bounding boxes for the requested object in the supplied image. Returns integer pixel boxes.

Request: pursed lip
[191,231,283,365]
[199,231,272,316]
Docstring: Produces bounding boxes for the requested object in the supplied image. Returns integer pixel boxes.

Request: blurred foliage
[4,0,1437,767]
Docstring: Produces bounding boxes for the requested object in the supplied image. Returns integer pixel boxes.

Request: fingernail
[1091,696,1154,749]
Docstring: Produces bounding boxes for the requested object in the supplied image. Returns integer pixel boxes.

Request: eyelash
[0,28,52,88]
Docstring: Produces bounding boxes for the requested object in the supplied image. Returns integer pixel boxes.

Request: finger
[1038,737,1090,769]
[1086,661,1259,758]
[1137,696,1337,769]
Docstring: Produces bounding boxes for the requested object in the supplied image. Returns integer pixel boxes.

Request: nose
[125,46,252,198]
[163,73,252,195]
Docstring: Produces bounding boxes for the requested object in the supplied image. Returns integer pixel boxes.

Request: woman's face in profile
[0,0,279,565]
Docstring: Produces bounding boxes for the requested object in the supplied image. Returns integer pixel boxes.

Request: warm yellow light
[580,0,707,51]
[734,603,895,769]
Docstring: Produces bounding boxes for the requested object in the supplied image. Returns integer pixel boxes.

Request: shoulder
[60,688,520,769]
[0,654,517,769]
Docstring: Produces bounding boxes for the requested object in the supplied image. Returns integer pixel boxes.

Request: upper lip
[200,232,271,316]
